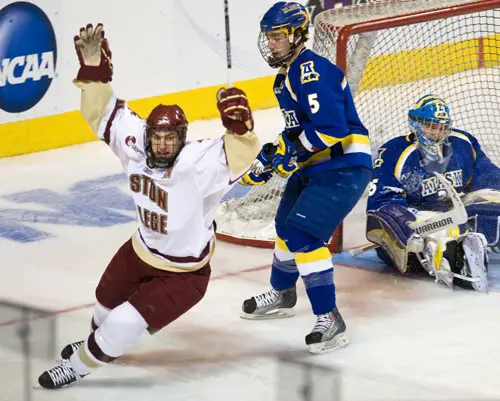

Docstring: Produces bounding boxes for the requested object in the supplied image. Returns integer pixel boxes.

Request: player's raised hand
[217,87,254,135]
[74,23,113,83]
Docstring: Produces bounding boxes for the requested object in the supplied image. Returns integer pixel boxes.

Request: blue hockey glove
[272,133,298,178]
[239,169,273,186]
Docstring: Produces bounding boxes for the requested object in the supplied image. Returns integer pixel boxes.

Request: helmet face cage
[258,2,310,68]
[144,104,188,169]
[258,27,308,68]
[408,96,452,162]
[145,128,187,168]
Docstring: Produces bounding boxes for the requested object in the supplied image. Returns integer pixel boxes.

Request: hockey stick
[349,243,378,256]
[408,172,468,236]
[224,0,232,88]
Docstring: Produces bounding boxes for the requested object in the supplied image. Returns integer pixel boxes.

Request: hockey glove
[217,87,254,135]
[239,170,273,186]
[74,23,113,82]
[272,133,298,178]
[254,142,276,171]
[239,143,276,186]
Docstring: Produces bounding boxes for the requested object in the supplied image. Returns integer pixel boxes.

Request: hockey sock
[295,246,336,315]
[90,301,111,332]
[70,301,148,376]
[270,236,300,290]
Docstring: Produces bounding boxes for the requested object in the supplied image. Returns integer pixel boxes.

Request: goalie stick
[350,172,468,256]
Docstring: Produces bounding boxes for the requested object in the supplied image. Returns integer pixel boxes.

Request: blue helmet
[408,94,452,162]
[258,2,310,68]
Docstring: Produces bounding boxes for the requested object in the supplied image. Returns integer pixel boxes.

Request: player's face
[421,121,449,142]
[265,31,291,58]
[151,130,181,159]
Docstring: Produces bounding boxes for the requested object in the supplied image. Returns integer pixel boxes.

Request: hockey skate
[37,359,84,389]
[60,340,84,359]
[305,308,349,355]
[241,286,297,319]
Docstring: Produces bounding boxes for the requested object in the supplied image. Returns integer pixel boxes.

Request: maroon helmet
[145,104,188,168]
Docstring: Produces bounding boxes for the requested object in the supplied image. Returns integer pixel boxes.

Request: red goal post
[216,0,500,253]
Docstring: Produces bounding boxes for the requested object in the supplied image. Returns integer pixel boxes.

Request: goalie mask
[409,95,452,164]
[258,2,310,68]
[145,104,188,168]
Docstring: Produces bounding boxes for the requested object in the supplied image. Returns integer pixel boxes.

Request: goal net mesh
[216,0,500,248]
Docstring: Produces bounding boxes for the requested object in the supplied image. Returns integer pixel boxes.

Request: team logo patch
[281,109,300,129]
[373,148,386,168]
[300,61,319,84]
[125,135,144,155]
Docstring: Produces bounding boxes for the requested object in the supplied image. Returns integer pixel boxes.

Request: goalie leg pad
[461,233,488,292]
[465,202,500,252]
[423,233,488,292]
[366,204,420,274]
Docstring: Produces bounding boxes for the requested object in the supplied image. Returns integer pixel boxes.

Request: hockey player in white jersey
[37,23,260,389]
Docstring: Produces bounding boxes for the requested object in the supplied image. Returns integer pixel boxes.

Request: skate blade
[240,307,295,320]
[307,332,349,355]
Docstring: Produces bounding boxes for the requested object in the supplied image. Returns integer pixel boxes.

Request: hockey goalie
[366,95,500,292]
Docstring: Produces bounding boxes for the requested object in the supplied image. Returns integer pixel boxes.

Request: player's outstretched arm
[73,23,114,135]
[216,87,260,178]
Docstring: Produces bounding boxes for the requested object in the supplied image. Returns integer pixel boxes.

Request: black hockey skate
[60,340,84,359]
[305,308,349,354]
[37,359,83,389]
[241,286,297,319]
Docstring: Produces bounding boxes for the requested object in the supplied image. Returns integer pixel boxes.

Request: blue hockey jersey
[274,48,371,173]
[367,129,500,212]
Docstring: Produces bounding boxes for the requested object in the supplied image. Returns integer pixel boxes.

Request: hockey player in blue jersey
[238,2,372,354]
[366,94,500,292]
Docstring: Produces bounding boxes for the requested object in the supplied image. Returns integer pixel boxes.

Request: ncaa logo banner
[0,1,57,113]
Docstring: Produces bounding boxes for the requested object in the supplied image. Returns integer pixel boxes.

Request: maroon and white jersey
[97,96,246,272]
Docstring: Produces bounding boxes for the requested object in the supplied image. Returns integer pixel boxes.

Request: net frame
[216,0,500,252]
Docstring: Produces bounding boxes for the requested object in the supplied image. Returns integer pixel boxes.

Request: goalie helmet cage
[215,0,500,252]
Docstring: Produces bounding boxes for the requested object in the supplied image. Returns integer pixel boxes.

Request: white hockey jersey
[77,84,260,272]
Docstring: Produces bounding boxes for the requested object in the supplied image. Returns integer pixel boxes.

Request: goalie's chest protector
[398,140,475,204]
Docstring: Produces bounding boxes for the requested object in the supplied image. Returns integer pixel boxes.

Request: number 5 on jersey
[308,93,320,114]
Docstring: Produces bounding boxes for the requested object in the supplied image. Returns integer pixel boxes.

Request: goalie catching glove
[74,23,113,82]
[217,88,254,135]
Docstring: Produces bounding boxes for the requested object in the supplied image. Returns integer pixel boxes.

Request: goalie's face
[421,120,450,142]
[412,119,451,162]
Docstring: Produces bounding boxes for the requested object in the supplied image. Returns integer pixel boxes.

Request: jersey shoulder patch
[374,135,416,169]
[300,60,320,84]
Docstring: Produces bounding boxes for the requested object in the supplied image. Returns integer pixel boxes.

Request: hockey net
[216,0,500,252]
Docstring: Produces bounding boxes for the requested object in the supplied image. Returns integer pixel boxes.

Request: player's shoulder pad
[449,128,477,145]
[290,49,329,86]
[373,135,415,169]
[175,138,219,167]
